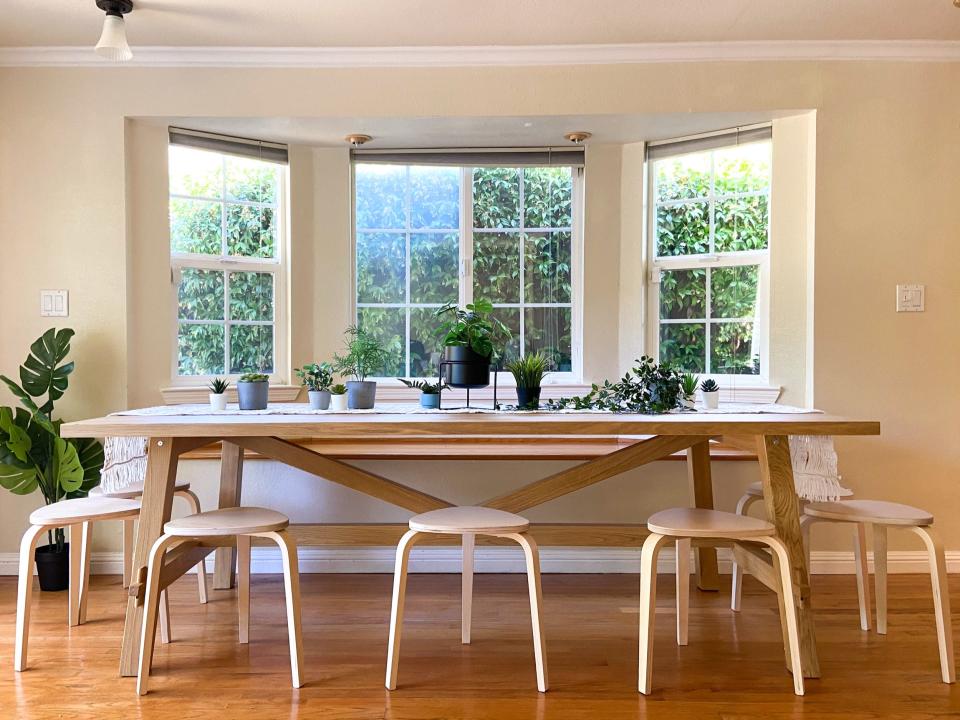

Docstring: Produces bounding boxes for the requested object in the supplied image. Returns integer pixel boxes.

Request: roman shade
[646,125,772,161]
[351,147,584,167]
[168,127,289,164]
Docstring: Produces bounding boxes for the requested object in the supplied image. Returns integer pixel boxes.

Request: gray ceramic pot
[308,390,331,410]
[237,381,269,410]
[347,380,377,409]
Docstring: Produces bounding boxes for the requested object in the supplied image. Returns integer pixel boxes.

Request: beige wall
[1,61,958,561]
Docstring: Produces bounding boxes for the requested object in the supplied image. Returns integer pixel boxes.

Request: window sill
[159,384,302,406]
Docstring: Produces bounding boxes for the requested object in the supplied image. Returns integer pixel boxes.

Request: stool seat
[648,508,774,539]
[164,507,289,537]
[29,497,141,526]
[804,500,933,526]
[744,480,764,497]
[410,506,529,534]
[90,478,191,499]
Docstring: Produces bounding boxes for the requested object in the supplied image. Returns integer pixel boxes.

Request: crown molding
[1,41,959,68]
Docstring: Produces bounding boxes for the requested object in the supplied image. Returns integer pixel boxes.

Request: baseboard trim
[2,547,956,576]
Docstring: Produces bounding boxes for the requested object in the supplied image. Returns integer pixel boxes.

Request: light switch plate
[896,284,924,312]
[40,289,69,317]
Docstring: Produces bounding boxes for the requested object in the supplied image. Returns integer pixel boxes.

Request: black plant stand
[436,361,499,410]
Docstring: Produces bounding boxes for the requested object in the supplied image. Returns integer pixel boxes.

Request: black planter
[516,386,542,410]
[35,542,70,592]
[442,346,491,389]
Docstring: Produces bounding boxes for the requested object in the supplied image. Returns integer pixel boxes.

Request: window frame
[168,149,289,386]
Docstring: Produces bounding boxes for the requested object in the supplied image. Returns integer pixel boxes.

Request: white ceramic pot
[681,394,696,409]
[702,390,720,409]
[330,393,349,412]
[308,390,331,410]
[209,393,228,411]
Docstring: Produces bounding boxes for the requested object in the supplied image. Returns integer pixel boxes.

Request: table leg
[119,437,180,677]
[687,440,719,591]
[214,441,244,590]
[756,434,820,678]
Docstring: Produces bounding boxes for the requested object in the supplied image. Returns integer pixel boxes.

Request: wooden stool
[136,507,304,695]
[385,506,548,692]
[15,496,142,671]
[804,500,955,683]
[639,508,804,696]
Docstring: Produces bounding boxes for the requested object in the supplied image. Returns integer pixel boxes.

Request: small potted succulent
[399,378,448,409]
[208,377,229,411]
[700,378,720,409]
[237,372,269,410]
[329,383,349,412]
[334,326,390,410]
[435,298,510,389]
[296,362,334,410]
[506,352,549,410]
[680,373,698,409]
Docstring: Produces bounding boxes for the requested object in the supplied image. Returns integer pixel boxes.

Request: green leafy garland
[544,356,684,414]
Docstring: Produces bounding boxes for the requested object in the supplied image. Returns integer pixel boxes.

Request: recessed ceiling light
[94,0,134,62]
[522,122,534,128]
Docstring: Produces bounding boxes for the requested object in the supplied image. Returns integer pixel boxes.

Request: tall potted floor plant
[436,298,510,389]
[0,328,104,591]
[334,326,390,409]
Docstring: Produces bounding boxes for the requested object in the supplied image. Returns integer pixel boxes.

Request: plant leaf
[66,437,104,498]
[0,454,38,495]
[52,436,84,493]
[0,407,32,462]
[19,328,75,402]
[0,376,56,434]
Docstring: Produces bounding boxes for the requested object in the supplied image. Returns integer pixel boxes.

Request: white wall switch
[40,289,69,317]
[896,284,924,312]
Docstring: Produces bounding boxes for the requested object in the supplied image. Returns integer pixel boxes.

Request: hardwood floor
[2,572,958,719]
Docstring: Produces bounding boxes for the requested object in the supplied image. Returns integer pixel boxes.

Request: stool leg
[462,532,475,645]
[386,529,421,691]
[675,538,690,646]
[638,532,669,695]
[263,530,304,689]
[137,535,179,696]
[78,522,93,625]
[237,534,251,644]
[122,518,134,588]
[68,523,83,627]
[159,591,172,644]
[874,525,888,634]
[177,490,208,604]
[911,526,955,684]
[15,524,46,672]
[505,532,548,693]
[730,493,761,611]
[761,536,805,696]
[853,523,872,631]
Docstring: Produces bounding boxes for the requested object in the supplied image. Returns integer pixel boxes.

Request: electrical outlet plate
[40,289,69,317]
[896,284,924,313]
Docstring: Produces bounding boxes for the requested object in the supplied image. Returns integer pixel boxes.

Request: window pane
[410,307,444,378]
[715,196,769,252]
[523,167,572,228]
[169,146,222,198]
[170,198,222,255]
[229,271,273,321]
[474,232,520,303]
[410,166,460,229]
[178,323,224,375]
[711,265,759,319]
[525,307,572,372]
[229,324,274,375]
[711,322,758,375]
[355,164,406,229]
[714,143,770,195]
[356,307,405,376]
[226,204,276,259]
[524,231,572,304]
[656,202,709,257]
[357,232,405,303]
[655,152,710,202]
[178,268,224,321]
[410,233,458,304]
[659,323,705,374]
[473,168,520,229]
[225,156,278,204]
[659,268,706,319]
[490,307,521,367]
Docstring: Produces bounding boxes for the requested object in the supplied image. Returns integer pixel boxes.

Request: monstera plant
[0,329,104,561]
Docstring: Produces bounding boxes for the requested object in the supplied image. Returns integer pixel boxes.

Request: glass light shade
[95,15,133,62]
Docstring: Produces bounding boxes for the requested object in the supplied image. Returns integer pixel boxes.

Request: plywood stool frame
[385,506,548,693]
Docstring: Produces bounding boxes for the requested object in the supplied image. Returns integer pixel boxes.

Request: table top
[60,410,881,439]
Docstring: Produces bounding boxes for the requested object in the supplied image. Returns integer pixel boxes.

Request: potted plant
[506,352,549,410]
[329,383,349,412]
[0,328,103,591]
[208,377,229,411]
[296,362,334,410]
[237,372,269,410]
[399,378,448,409]
[333,326,389,410]
[700,378,720,409]
[435,298,510,389]
[680,373,699,409]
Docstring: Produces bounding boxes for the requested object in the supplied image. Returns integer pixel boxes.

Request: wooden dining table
[60,410,879,681]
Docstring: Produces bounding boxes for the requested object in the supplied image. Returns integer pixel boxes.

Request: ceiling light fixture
[564,132,593,145]
[345,134,373,147]
[95,0,134,62]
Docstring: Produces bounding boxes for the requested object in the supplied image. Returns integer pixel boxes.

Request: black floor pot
[516,386,542,410]
[35,542,70,592]
[442,346,491,389]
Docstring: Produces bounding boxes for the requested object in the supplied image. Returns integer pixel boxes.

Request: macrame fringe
[101,436,148,494]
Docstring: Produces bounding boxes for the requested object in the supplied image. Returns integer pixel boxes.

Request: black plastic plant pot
[35,542,70,592]
[516,386,542,410]
[442,346,491,389]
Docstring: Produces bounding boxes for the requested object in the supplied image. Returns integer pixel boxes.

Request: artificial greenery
[506,352,549,388]
[398,378,448,395]
[238,372,269,383]
[330,383,348,395]
[208,377,229,394]
[545,356,684,414]
[334,326,390,382]
[296,362,334,392]
[700,378,719,393]
[680,373,699,396]
[435,298,511,361]
[0,328,104,551]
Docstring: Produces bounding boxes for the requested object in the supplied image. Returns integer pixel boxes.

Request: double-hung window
[168,130,288,381]
[353,152,582,380]
[647,127,771,378]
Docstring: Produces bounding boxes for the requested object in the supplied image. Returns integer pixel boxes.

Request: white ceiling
[2,0,959,47]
